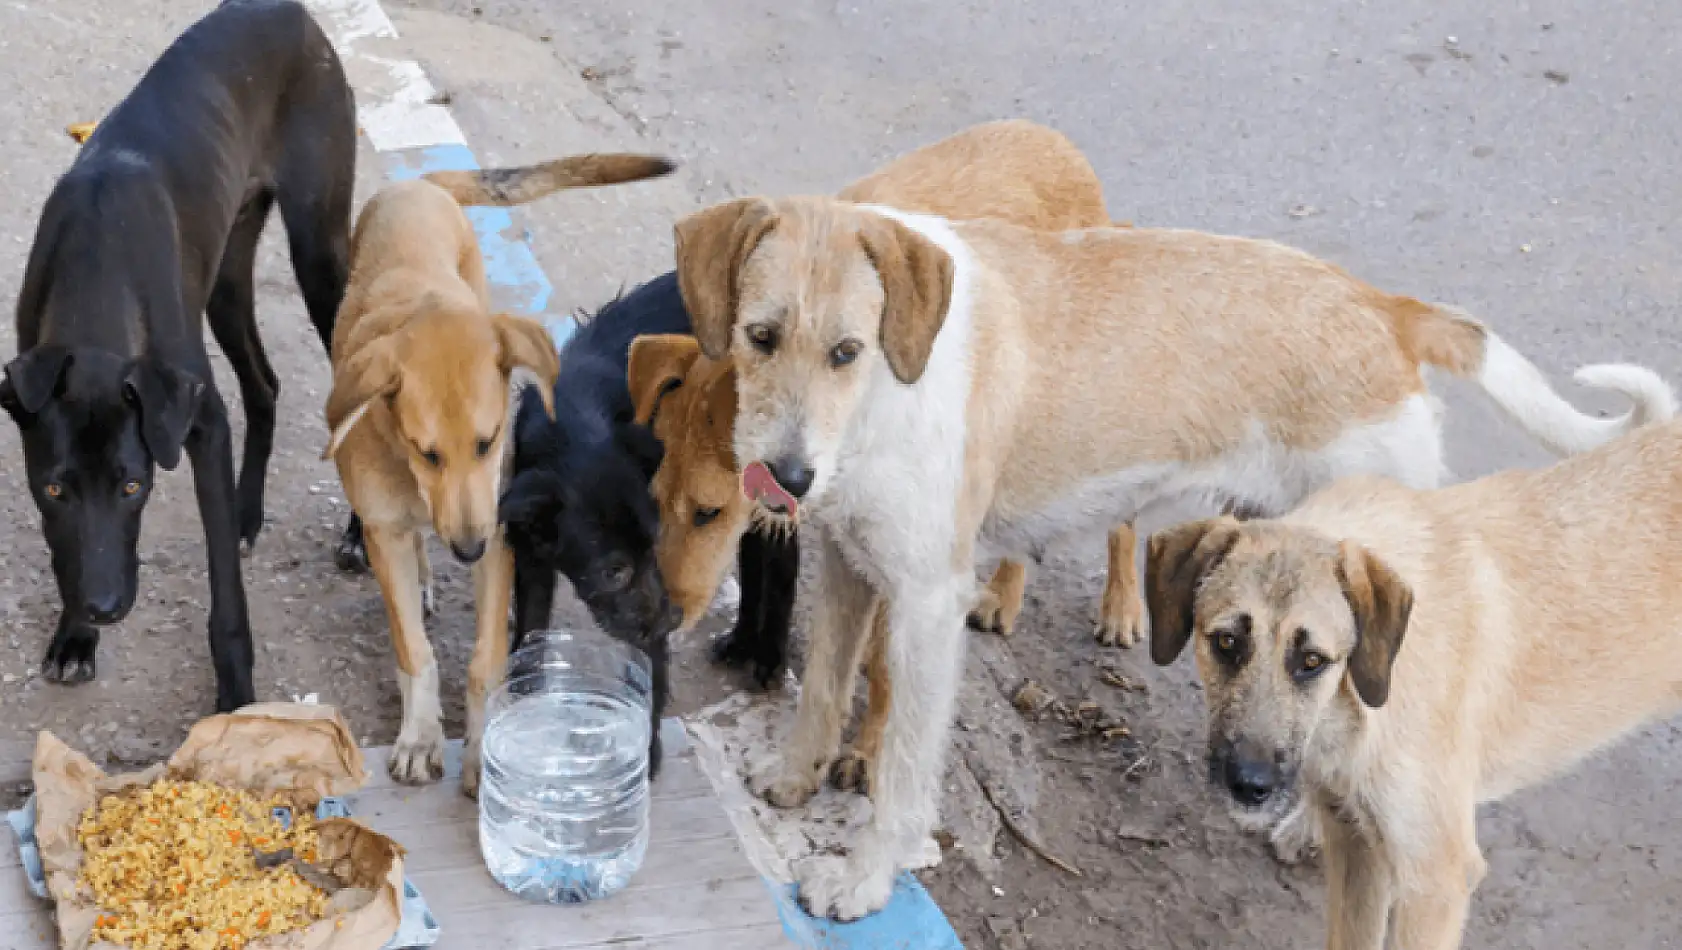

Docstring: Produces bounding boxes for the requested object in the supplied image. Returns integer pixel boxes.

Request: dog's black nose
[768,456,816,499]
[83,593,124,625]
[1223,756,1278,807]
[451,538,487,563]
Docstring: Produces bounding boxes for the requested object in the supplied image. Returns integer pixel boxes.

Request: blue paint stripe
[772,874,964,949]
[376,144,576,349]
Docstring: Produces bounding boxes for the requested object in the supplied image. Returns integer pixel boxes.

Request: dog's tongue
[742,460,798,515]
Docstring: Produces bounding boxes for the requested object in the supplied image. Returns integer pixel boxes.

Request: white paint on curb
[307,0,466,152]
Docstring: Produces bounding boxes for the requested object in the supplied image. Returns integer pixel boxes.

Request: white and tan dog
[1144,406,1682,950]
[671,196,1671,919]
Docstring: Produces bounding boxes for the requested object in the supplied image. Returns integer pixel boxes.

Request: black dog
[0,0,354,711]
[498,272,799,776]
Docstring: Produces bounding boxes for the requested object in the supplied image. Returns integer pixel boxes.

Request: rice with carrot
[76,778,329,950]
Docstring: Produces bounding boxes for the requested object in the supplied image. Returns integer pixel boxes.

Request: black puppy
[0,0,354,711]
[498,272,798,776]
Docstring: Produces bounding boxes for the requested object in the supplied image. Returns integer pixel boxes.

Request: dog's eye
[421,448,442,467]
[745,324,778,355]
[43,482,63,499]
[1215,632,1239,654]
[829,339,862,368]
[692,506,722,528]
[476,438,494,459]
[122,479,143,497]
[1298,651,1330,678]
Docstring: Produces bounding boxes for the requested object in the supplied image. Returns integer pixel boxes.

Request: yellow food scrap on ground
[65,122,97,144]
[77,778,328,950]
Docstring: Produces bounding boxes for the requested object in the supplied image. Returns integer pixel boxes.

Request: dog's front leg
[1322,804,1393,950]
[829,601,891,796]
[41,547,99,683]
[715,525,798,689]
[749,529,875,808]
[186,397,256,712]
[1386,810,1485,950]
[510,552,555,654]
[463,531,515,799]
[364,523,443,784]
[797,571,968,922]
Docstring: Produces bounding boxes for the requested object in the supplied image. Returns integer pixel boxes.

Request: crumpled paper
[24,703,412,950]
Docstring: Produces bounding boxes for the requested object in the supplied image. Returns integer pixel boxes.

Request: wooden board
[2,724,792,949]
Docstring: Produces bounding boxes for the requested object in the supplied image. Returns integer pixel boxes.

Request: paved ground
[2,1,1681,948]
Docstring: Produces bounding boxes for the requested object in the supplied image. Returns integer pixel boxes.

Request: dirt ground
[5,2,1682,949]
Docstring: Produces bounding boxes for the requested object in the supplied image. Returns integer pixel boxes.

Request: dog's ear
[615,421,666,480]
[674,199,778,360]
[323,336,402,460]
[1145,516,1242,666]
[1336,539,1413,708]
[498,469,567,539]
[494,313,560,420]
[123,359,203,471]
[628,335,702,425]
[0,345,75,420]
[859,214,955,385]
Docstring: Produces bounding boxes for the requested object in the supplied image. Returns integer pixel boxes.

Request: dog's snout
[450,537,488,564]
[767,455,816,499]
[83,591,125,625]
[1223,754,1280,807]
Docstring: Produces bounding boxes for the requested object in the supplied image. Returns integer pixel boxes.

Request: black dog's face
[0,346,199,625]
[501,423,679,647]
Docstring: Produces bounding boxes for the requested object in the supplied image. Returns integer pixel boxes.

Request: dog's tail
[1394,299,1677,457]
[423,154,677,207]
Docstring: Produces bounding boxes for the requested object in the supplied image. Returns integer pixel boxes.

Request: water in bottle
[478,630,653,903]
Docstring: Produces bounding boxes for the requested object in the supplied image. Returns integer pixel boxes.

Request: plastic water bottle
[478,630,653,903]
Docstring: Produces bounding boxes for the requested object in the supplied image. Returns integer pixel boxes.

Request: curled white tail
[1476,334,1677,457]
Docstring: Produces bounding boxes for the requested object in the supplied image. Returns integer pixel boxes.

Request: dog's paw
[389,722,446,785]
[1094,600,1144,648]
[41,627,98,685]
[828,750,872,796]
[796,853,896,922]
[1267,801,1323,866]
[748,755,822,809]
[966,587,1018,636]
[334,536,369,575]
[460,739,483,800]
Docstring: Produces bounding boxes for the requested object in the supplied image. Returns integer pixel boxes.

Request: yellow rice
[75,778,329,950]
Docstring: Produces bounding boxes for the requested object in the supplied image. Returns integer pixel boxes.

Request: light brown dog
[323,153,675,795]
[629,119,1142,644]
[1144,402,1682,950]
[627,118,1130,794]
[670,186,1671,919]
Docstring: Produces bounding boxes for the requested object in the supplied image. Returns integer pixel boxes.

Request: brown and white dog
[1144,404,1682,950]
[670,193,1671,918]
[323,153,675,794]
[629,119,1134,644]
[630,119,1149,797]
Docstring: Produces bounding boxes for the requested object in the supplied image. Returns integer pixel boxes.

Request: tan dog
[627,119,1131,795]
[1143,403,1682,950]
[670,189,1671,918]
[324,153,675,794]
[629,119,1143,645]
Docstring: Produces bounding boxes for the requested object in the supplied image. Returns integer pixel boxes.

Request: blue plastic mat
[7,795,440,949]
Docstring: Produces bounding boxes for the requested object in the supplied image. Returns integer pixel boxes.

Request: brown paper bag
[32,702,405,950]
